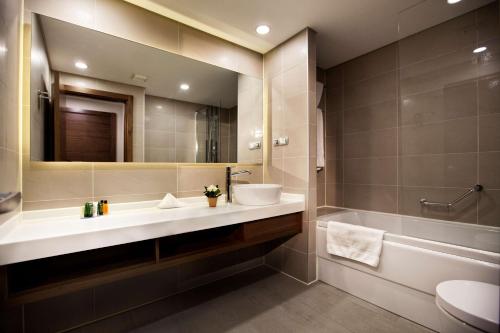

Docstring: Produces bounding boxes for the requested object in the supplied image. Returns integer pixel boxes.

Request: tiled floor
[132,266,433,333]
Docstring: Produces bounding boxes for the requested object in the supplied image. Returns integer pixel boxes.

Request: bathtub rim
[317,208,500,265]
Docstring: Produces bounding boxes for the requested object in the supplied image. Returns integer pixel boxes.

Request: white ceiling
[146,0,494,68]
[39,15,238,108]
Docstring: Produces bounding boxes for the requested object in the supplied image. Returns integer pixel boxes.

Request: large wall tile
[326,183,343,207]
[479,152,500,189]
[400,48,477,96]
[325,135,342,161]
[343,128,397,158]
[479,113,500,151]
[399,153,477,188]
[283,63,307,98]
[281,247,309,282]
[282,30,308,72]
[344,99,397,133]
[325,87,342,113]
[344,157,397,185]
[344,43,397,84]
[93,165,177,199]
[178,166,225,193]
[325,109,342,138]
[325,65,343,90]
[283,157,309,189]
[317,177,325,206]
[95,0,179,53]
[22,162,93,202]
[398,12,475,67]
[344,71,397,109]
[325,159,342,185]
[284,220,315,253]
[0,148,19,194]
[344,184,397,213]
[478,74,500,115]
[399,117,477,155]
[478,189,500,227]
[477,2,499,43]
[400,81,477,126]
[25,0,96,28]
[180,24,239,73]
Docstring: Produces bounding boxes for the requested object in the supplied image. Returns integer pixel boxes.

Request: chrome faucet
[226,166,252,203]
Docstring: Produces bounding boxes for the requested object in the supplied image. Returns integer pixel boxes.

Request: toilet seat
[436,280,499,333]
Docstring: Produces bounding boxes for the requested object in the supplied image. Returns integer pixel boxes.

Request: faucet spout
[226,167,252,203]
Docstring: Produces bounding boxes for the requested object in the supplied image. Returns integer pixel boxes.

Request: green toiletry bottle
[84,202,94,218]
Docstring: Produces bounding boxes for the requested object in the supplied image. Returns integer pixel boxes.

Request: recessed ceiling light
[74,61,88,70]
[0,45,7,54]
[180,83,190,91]
[156,105,163,109]
[447,0,462,4]
[256,25,270,35]
[473,46,487,53]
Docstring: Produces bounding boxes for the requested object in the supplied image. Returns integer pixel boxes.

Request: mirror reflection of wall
[29,13,262,164]
[144,96,237,163]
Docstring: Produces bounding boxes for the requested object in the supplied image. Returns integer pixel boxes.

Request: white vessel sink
[232,184,282,206]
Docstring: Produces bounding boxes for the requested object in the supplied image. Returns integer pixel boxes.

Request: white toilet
[436,280,499,333]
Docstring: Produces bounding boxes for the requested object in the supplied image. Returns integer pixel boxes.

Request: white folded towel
[157,193,187,209]
[326,221,385,267]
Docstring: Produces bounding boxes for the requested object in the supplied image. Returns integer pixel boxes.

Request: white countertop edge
[0,193,305,265]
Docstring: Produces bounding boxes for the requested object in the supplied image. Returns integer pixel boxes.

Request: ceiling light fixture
[447,0,462,4]
[180,83,190,91]
[156,105,163,109]
[74,61,88,70]
[256,25,270,35]
[473,46,487,53]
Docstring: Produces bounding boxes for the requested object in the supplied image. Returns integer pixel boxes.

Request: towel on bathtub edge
[326,221,385,267]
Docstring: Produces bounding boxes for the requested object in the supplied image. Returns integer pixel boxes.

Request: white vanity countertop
[0,193,305,265]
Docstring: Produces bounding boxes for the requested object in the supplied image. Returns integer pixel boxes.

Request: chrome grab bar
[419,184,483,208]
[0,192,22,214]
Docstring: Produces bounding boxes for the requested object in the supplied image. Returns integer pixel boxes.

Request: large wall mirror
[29,14,263,163]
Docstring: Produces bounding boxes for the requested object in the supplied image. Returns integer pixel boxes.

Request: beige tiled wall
[323,2,500,226]
[0,0,22,226]
[237,74,263,163]
[263,29,317,283]
[22,163,262,210]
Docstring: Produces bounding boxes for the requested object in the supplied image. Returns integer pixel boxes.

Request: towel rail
[419,184,483,208]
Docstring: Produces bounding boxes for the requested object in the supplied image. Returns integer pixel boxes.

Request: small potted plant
[204,184,222,207]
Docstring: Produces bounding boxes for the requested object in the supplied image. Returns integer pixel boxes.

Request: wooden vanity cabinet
[0,213,302,305]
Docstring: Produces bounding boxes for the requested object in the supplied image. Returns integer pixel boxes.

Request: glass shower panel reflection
[195,105,237,163]
[195,106,221,163]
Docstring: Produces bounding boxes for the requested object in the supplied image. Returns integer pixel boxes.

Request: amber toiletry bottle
[103,200,109,215]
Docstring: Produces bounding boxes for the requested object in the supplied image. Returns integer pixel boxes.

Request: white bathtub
[316,208,500,331]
